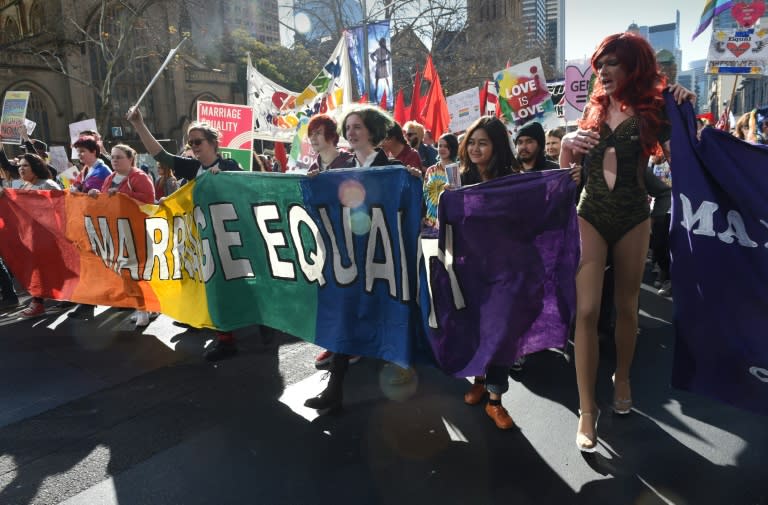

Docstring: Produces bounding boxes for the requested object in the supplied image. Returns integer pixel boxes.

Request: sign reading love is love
[563,59,594,122]
[493,57,559,131]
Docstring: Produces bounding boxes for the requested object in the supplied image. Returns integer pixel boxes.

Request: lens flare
[338,180,366,208]
[350,209,371,236]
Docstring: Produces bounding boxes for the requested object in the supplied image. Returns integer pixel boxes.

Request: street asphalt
[0,277,766,505]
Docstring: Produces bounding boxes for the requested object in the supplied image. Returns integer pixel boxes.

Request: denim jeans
[485,365,509,395]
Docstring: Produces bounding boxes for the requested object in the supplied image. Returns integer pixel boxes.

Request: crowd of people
[1,32,707,450]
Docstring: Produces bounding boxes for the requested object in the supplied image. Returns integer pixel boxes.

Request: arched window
[3,17,20,42]
[28,1,43,34]
[190,93,220,119]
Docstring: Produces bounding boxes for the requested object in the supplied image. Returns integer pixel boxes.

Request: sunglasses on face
[188,138,206,146]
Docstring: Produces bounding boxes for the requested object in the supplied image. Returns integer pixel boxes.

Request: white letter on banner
[143,218,169,280]
[319,206,357,285]
[85,216,115,268]
[115,218,139,280]
[365,207,396,297]
[761,220,768,248]
[209,203,255,281]
[423,224,466,328]
[717,210,758,247]
[194,206,215,282]
[253,204,296,280]
[288,205,326,286]
[171,216,186,280]
[178,215,200,281]
[398,210,410,302]
[679,193,717,237]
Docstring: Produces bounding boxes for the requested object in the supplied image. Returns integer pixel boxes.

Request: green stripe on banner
[192,172,319,339]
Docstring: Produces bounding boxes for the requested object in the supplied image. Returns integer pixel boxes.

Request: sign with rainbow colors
[493,57,559,132]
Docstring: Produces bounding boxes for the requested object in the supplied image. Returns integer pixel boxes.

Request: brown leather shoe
[485,403,515,430]
[464,382,486,405]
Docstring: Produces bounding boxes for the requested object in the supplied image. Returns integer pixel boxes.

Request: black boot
[304,354,349,411]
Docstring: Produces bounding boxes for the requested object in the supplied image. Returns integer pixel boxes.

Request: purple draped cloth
[421,169,579,377]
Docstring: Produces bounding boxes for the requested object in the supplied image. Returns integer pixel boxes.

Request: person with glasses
[403,120,438,168]
[126,106,243,360]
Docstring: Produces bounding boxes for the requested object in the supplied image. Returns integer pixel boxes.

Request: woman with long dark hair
[457,117,521,429]
[560,32,694,452]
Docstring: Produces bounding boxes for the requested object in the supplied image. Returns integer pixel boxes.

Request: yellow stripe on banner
[146,180,215,329]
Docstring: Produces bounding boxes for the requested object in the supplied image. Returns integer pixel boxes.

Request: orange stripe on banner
[65,192,160,311]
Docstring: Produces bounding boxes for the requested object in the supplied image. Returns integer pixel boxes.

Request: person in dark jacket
[304,105,420,414]
[515,121,559,172]
[381,123,423,172]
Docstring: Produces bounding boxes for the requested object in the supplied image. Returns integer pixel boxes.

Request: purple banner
[667,93,768,416]
[420,170,579,377]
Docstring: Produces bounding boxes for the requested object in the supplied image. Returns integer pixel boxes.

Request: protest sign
[24,118,36,136]
[707,24,768,74]
[564,59,594,122]
[197,101,254,171]
[69,118,98,158]
[0,91,31,144]
[48,146,71,173]
[446,88,481,133]
[493,58,559,132]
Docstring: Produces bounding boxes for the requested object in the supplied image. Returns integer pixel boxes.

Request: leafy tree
[229,29,322,92]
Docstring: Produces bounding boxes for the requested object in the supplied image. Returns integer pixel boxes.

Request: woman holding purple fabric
[454,116,521,430]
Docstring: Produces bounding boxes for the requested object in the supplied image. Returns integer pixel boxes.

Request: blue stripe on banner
[300,166,422,367]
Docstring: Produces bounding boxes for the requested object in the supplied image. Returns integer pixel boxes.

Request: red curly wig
[580,32,667,156]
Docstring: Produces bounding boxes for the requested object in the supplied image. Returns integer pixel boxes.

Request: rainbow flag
[692,0,734,40]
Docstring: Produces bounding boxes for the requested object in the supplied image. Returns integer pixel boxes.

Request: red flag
[358,93,368,104]
[394,89,406,125]
[274,141,288,172]
[479,80,489,115]
[409,66,422,122]
[420,55,450,138]
[378,89,387,110]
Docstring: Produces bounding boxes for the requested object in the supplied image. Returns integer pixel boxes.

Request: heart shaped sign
[727,41,751,57]
[564,64,593,110]
[732,0,766,28]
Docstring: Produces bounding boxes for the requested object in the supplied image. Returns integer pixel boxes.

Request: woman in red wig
[560,32,695,452]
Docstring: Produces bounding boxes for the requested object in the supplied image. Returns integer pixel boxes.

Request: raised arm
[126,106,163,156]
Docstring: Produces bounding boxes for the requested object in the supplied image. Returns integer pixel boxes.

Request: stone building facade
[0,0,276,151]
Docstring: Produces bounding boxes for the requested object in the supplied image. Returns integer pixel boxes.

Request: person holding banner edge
[303,105,421,413]
[559,32,695,453]
[126,105,243,361]
[0,154,61,317]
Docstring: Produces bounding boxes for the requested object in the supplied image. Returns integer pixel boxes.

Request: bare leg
[574,218,608,442]
[610,218,651,409]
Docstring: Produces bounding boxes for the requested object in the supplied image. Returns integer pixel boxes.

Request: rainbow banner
[0,168,423,365]
[1,169,582,373]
